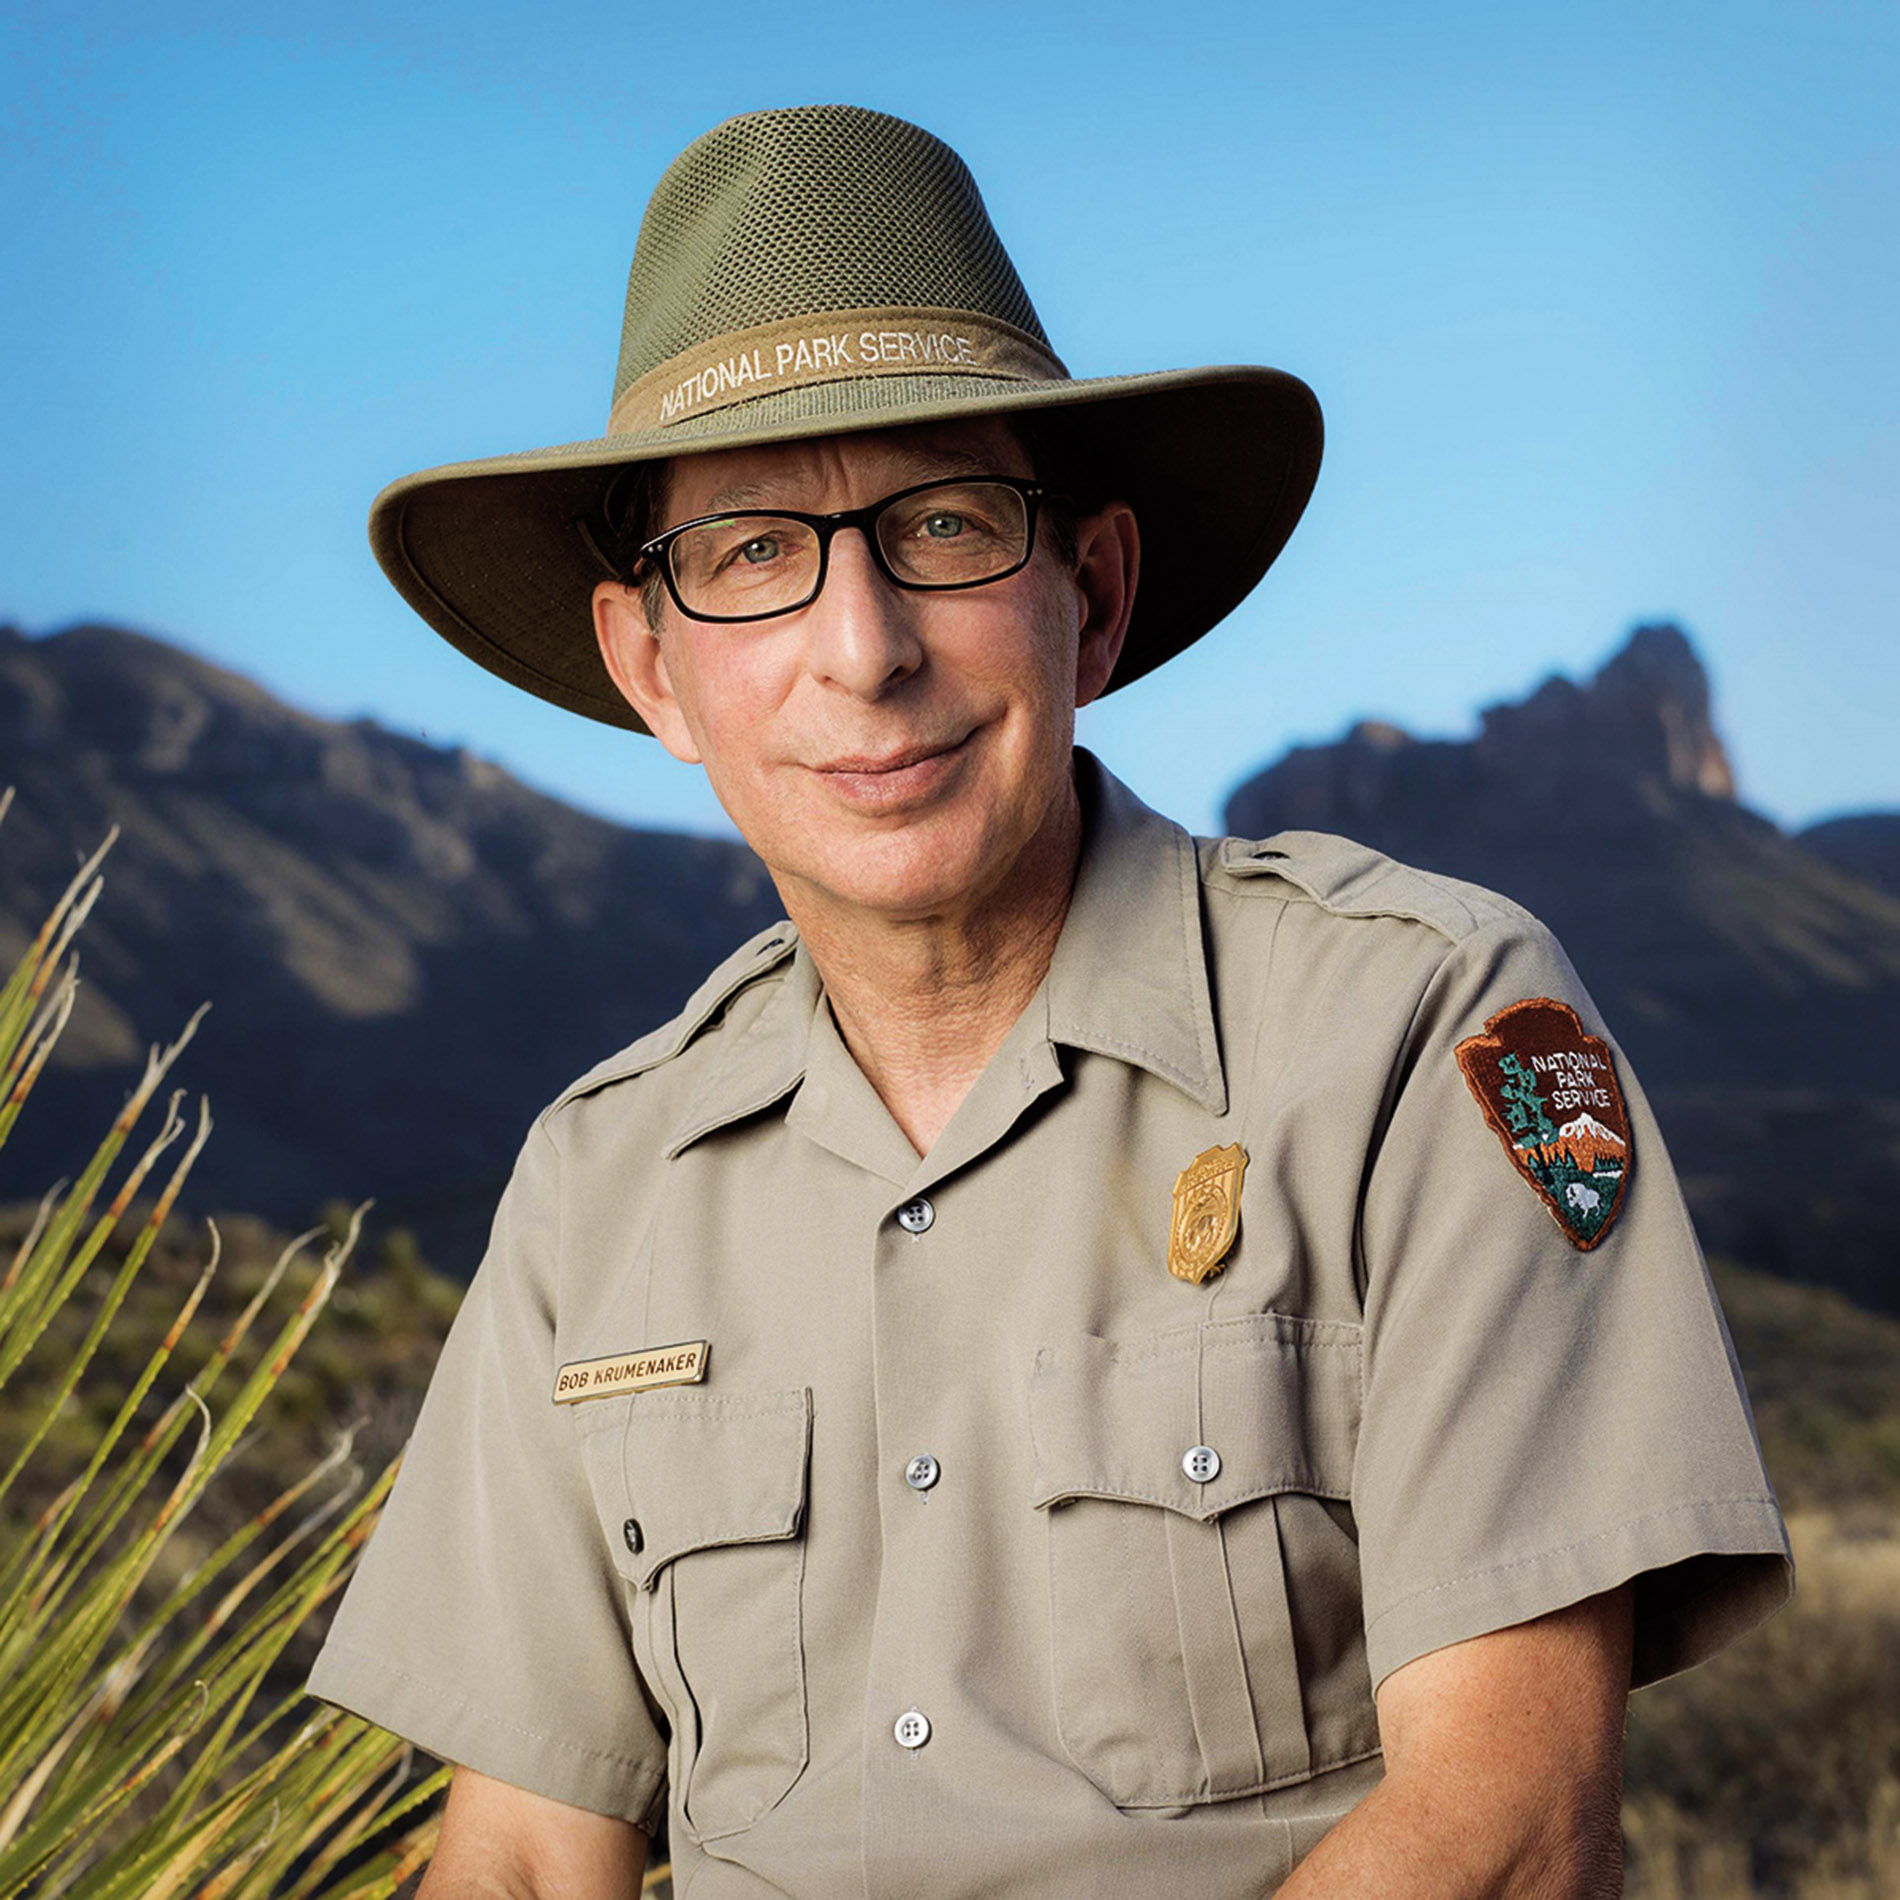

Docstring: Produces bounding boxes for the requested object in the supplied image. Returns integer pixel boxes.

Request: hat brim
[370,364,1322,734]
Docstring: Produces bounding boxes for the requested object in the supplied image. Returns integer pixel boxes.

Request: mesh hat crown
[614,107,1051,398]
[369,105,1322,732]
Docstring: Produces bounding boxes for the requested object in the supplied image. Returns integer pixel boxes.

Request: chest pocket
[1029,1313,1376,1809]
[578,1387,811,1841]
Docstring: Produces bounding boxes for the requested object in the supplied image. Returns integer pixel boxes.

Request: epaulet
[1211,831,1536,946]
[546,921,798,1114]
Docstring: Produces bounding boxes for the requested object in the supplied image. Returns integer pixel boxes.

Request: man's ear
[1070,501,1139,709]
[592,582,702,763]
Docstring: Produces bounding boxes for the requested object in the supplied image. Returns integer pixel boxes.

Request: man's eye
[734,536,781,565]
[921,512,966,539]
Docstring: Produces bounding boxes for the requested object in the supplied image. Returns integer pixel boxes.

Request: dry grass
[1619,1264,1900,1894]
[1623,1513,1900,1897]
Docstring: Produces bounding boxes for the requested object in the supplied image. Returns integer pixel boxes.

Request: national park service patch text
[1455,998,1633,1249]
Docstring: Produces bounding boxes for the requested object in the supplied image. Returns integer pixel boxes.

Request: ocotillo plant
[0,790,447,1899]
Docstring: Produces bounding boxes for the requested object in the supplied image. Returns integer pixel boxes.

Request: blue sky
[3,0,1894,841]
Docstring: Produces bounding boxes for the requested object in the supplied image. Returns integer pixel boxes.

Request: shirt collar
[663,749,1226,1157]
[661,940,818,1158]
[1044,750,1227,1116]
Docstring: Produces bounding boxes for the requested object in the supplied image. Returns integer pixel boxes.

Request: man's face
[594,419,1134,929]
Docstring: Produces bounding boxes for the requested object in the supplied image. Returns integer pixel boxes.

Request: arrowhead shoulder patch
[1454,998,1633,1249]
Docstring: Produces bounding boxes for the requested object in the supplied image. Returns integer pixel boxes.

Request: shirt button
[896,1197,935,1235]
[1182,1445,1221,1484]
[905,1454,941,1492]
[622,1517,643,1554]
[894,1708,931,1749]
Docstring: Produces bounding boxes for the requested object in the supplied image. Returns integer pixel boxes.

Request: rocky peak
[1474,623,1736,802]
[1223,624,1743,851]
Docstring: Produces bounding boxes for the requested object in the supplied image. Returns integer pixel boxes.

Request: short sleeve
[1352,916,1792,1695]
[305,1117,669,1827]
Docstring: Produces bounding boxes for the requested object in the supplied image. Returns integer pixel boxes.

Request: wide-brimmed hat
[370,104,1322,733]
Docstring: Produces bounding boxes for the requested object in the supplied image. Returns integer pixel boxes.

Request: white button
[894,1708,931,1749]
[1183,1444,1221,1483]
[905,1454,940,1491]
[896,1197,935,1235]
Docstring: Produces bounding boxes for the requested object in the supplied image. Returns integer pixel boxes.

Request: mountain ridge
[0,619,784,1268]
[4,616,1897,1304]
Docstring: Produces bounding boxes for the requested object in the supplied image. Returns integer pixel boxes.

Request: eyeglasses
[635,475,1064,625]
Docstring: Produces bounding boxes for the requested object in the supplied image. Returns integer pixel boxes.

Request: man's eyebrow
[696,481,777,513]
[890,446,994,479]
[696,448,1000,515]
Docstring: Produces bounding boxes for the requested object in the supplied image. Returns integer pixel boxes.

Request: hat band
[608,305,1068,435]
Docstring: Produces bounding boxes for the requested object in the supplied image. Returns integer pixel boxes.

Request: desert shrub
[1620,1265,1900,1896]
[1712,1262,1900,1511]
[1623,1516,1900,1896]
[0,804,446,1897]
[1618,1269,1900,1892]
[1618,1261,1900,1884]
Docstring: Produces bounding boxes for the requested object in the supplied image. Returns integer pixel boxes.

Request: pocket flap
[593,1387,811,1589]
[1029,1313,1361,1522]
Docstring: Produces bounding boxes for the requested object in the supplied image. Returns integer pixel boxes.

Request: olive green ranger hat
[370,103,1322,733]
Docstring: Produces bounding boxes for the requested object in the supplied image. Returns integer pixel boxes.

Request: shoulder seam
[545,922,797,1117]
[1209,832,1536,946]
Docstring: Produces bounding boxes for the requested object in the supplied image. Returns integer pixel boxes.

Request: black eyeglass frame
[633,474,1067,625]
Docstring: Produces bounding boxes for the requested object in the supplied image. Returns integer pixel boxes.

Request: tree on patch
[1497,1053,1556,1148]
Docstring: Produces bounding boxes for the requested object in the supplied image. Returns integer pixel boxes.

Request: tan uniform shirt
[309,752,1791,1897]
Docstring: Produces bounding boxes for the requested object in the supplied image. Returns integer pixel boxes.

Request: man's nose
[803,526,924,696]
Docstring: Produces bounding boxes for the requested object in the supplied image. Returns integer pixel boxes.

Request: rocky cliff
[0,622,781,1269]
[1797,812,1900,905]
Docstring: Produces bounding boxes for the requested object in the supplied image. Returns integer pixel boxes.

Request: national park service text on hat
[367,104,1323,733]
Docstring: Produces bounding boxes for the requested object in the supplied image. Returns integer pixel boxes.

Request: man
[309,106,1792,1897]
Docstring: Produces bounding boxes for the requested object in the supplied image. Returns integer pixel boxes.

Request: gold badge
[1168,1145,1248,1283]
[552,1339,709,1405]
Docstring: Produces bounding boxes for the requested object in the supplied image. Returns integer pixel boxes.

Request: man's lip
[814,735,969,775]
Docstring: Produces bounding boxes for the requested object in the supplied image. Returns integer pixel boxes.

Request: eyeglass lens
[665,481,1031,620]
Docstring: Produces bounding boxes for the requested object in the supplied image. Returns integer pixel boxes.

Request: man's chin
[773,825,1004,927]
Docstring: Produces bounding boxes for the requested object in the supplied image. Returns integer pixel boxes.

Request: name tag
[552,1339,709,1404]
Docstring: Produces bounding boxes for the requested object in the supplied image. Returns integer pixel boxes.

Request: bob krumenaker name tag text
[552,1340,710,1404]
